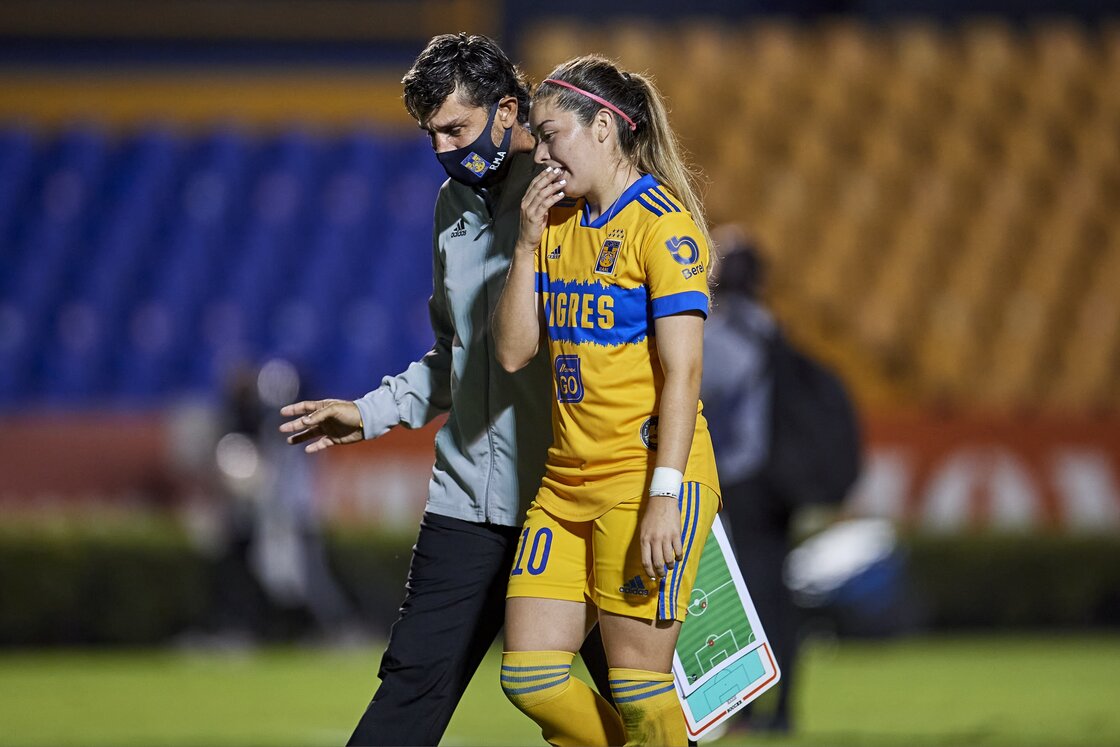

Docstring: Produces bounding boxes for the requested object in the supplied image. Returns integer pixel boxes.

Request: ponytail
[626,72,713,254]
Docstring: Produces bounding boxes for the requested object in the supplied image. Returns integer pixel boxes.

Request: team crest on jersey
[640,416,659,450]
[460,152,490,175]
[595,229,625,275]
[547,244,561,260]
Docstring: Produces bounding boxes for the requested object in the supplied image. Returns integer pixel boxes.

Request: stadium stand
[0,19,1117,416]
[520,18,1120,415]
[0,123,445,405]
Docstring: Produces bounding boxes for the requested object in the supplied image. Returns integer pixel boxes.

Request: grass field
[0,634,1118,746]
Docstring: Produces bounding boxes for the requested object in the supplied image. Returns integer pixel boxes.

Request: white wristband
[649,467,684,498]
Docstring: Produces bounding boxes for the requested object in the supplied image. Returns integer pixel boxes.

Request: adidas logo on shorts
[618,574,649,597]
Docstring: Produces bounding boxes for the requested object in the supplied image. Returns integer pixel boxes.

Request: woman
[493,55,720,747]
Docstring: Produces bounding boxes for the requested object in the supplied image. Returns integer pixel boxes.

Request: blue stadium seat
[0,125,36,258]
[0,121,449,405]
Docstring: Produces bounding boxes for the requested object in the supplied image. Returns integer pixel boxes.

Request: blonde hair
[535,55,713,254]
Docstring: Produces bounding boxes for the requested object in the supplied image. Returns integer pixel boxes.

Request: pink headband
[542,78,637,132]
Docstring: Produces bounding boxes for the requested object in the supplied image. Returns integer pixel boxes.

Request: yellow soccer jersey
[532,173,720,522]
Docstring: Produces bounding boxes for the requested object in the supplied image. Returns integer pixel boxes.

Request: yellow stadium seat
[513,17,1120,413]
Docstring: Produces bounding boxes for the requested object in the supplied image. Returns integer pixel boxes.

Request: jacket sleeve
[354,222,454,438]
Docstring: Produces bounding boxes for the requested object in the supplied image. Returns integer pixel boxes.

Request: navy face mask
[435,103,513,188]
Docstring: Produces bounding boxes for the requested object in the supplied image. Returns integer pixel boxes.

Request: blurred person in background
[701,224,861,734]
[208,359,355,642]
[279,33,610,747]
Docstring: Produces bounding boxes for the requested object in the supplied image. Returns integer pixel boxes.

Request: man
[279,33,609,746]
[699,226,792,733]
[701,225,860,734]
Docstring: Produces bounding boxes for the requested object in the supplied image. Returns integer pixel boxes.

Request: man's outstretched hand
[279,399,364,453]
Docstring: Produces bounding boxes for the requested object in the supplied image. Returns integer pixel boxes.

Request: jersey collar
[580,172,658,229]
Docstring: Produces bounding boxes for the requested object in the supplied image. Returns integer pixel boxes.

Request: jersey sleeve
[642,211,711,319]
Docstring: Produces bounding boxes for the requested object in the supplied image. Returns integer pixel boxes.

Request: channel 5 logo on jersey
[665,236,700,265]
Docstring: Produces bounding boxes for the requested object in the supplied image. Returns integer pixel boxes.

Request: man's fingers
[279,400,323,418]
[280,404,330,434]
[286,426,320,445]
[279,416,310,434]
[305,435,335,454]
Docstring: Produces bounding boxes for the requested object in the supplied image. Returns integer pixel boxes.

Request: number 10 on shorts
[511,527,553,576]
[554,354,584,403]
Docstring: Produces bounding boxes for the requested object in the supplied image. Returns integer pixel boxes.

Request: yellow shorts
[506,482,719,622]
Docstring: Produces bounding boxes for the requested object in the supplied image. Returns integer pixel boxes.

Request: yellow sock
[501,650,625,747]
[608,667,686,747]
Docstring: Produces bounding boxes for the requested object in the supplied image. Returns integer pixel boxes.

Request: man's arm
[281,219,455,452]
[354,227,455,437]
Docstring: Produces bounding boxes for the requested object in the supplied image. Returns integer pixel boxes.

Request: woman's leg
[503,505,625,746]
[591,483,720,746]
[599,612,685,747]
[504,596,588,652]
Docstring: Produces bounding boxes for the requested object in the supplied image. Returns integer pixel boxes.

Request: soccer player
[493,55,721,746]
[279,35,609,746]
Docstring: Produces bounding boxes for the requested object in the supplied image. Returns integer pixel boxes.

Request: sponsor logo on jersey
[547,244,561,260]
[460,152,490,175]
[640,416,659,450]
[595,229,625,275]
[681,263,705,280]
[554,354,584,403]
[665,235,700,266]
[619,574,650,597]
[450,218,468,238]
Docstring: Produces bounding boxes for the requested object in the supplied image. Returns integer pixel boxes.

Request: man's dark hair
[402,33,531,125]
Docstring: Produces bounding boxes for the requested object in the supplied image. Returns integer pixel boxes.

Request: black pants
[347,512,611,746]
[724,475,798,729]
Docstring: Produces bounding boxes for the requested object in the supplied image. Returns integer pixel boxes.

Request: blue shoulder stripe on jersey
[651,290,709,319]
[582,173,660,228]
[540,277,651,346]
[636,194,665,216]
[645,188,676,214]
[652,187,682,212]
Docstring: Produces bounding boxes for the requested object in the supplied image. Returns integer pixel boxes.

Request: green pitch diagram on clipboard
[673,514,780,739]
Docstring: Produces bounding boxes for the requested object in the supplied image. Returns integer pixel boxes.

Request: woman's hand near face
[494,169,561,372]
[517,167,566,253]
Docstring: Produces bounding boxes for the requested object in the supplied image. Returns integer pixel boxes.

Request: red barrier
[2,412,1118,533]
[0,412,169,509]
[851,415,1120,532]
